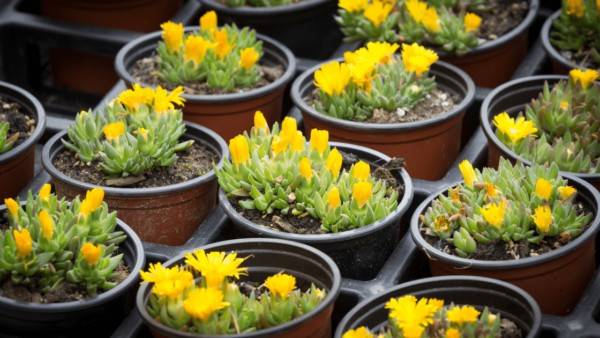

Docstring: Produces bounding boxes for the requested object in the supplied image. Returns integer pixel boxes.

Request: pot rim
[0,81,46,164]
[219,141,414,244]
[41,121,228,196]
[136,237,342,338]
[409,173,600,269]
[114,28,296,104]
[0,201,145,312]
[480,74,600,182]
[290,58,476,131]
[197,0,332,16]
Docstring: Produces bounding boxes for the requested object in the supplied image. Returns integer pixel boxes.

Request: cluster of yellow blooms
[343,295,501,338]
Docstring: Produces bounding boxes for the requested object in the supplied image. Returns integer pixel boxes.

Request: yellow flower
[449,187,460,202]
[271,135,288,156]
[13,228,32,259]
[445,328,461,338]
[280,116,298,141]
[229,135,250,167]
[291,131,304,153]
[402,324,425,338]
[328,187,341,209]
[300,157,312,183]
[348,60,376,92]
[558,185,576,201]
[314,61,352,96]
[39,209,53,240]
[464,12,482,32]
[39,183,51,202]
[326,148,343,178]
[160,21,184,53]
[239,47,259,71]
[363,0,393,26]
[153,86,185,114]
[535,178,552,200]
[200,10,218,32]
[338,0,368,12]
[213,29,235,59]
[118,83,154,111]
[352,161,370,180]
[79,199,93,219]
[570,68,599,88]
[401,43,439,76]
[422,7,440,32]
[140,262,188,284]
[458,160,477,187]
[254,111,268,130]
[560,100,569,111]
[364,41,399,64]
[353,181,372,207]
[484,182,498,199]
[493,112,538,142]
[184,35,212,66]
[531,205,553,234]
[566,0,585,17]
[405,0,428,23]
[103,121,125,143]
[480,200,506,229]
[264,273,296,299]
[81,242,102,266]
[184,287,230,322]
[447,305,481,326]
[310,129,329,155]
[138,127,148,140]
[84,187,105,213]
[185,249,249,288]
[342,326,374,338]
[433,215,450,232]
[4,198,20,219]
[385,295,439,334]
[152,269,194,300]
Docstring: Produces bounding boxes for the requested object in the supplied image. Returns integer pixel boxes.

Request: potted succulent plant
[136,238,341,337]
[410,158,600,315]
[114,11,296,141]
[0,81,46,202]
[41,84,227,245]
[215,111,413,280]
[335,276,542,338]
[541,0,600,74]
[291,41,475,180]
[336,0,539,87]
[0,184,145,336]
[480,68,599,189]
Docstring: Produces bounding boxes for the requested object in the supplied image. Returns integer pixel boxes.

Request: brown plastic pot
[41,122,227,246]
[0,81,46,202]
[480,75,600,190]
[136,238,341,338]
[291,60,475,181]
[115,28,296,142]
[410,175,600,315]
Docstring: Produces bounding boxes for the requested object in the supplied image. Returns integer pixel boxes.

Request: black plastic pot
[0,81,46,201]
[480,75,600,189]
[137,238,341,338]
[334,276,542,338]
[197,0,342,60]
[219,142,414,281]
[0,202,145,337]
[540,10,588,74]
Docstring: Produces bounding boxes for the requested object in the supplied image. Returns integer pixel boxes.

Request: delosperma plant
[420,158,593,258]
[140,249,326,334]
[492,68,599,174]
[336,0,484,54]
[0,121,18,154]
[62,84,193,179]
[215,111,399,233]
[158,11,263,91]
[313,41,438,121]
[1,185,126,297]
[342,295,502,338]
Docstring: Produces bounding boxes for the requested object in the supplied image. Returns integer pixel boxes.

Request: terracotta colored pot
[41,122,228,246]
[0,81,46,201]
[334,276,542,338]
[115,28,296,142]
[40,0,183,95]
[137,238,341,338]
[291,60,475,181]
[480,75,600,190]
[410,175,600,315]
[220,142,414,281]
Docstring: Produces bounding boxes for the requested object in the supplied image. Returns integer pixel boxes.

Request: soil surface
[130,56,284,96]
[0,96,36,150]
[472,0,529,42]
[53,141,218,188]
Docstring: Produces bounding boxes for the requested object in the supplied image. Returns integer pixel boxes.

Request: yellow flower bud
[280,116,298,140]
[4,198,20,219]
[566,0,585,17]
[310,129,329,155]
[326,148,343,178]
[531,205,553,234]
[160,21,184,53]
[84,187,105,212]
[239,47,259,71]
[138,127,148,140]
[264,273,296,299]
[200,10,218,32]
[79,199,93,219]
[38,183,51,202]
[328,187,341,209]
[464,12,482,32]
[291,131,304,153]
[352,161,370,180]
[535,178,552,200]
[81,242,102,266]
[458,160,476,187]
[353,181,372,207]
[271,135,288,156]
[213,29,235,59]
[253,111,268,130]
[229,135,250,167]
[300,157,312,183]
[13,228,32,259]
[184,35,212,66]
[445,328,461,338]
[422,7,440,32]
[39,209,53,240]
[558,186,576,201]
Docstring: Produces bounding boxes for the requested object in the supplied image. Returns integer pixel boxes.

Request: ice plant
[157,11,263,91]
[420,158,593,257]
[0,121,19,154]
[343,295,503,338]
[214,111,399,233]
[140,249,326,334]
[312,42,438,122]
[492,68,599,173]
[62,84,193,181]
[0,185,126,297]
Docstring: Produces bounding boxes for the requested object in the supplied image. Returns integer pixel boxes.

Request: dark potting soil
[0,96,36,149]
[472,0,529,42]
[52,141,218,188]
[130,56,284,96]
[229,151,406,234]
